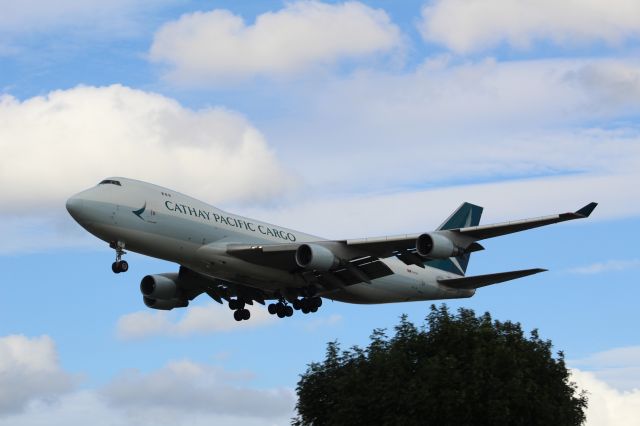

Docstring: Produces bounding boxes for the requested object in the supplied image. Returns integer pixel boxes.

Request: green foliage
[293,305,587,426]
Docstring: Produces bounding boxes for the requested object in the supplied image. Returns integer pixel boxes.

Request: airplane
[66,177,597,321]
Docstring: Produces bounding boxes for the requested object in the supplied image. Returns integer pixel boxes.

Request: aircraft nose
[66,195,85,222]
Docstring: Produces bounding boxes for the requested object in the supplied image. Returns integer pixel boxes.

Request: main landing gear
[227,288,324,322]
[110,241,128,274]
[266,296,322,319]
[267,301,294,318]
[229,298,251,321]
[293,296,322,314]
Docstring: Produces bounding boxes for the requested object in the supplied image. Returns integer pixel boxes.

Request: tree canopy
[294,305,587,426]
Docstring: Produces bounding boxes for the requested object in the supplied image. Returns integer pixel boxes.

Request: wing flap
[437,268,547,290]
[304,257,394,287]
[345,234,420,258]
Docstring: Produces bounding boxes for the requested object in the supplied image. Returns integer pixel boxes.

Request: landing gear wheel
[313,297,322,308]
[268,303,277,315]
[111,261,128,273]
[292,299,302,310]
[285,306,293,317]
[233,310,243,321]
[241,309,251,320]
[111,241,128,274]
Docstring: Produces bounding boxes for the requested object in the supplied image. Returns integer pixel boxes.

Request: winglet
[575,202,598,218]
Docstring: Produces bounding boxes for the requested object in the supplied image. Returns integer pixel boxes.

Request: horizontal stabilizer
[437,268,547,290]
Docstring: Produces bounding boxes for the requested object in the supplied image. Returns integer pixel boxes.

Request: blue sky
[1,1,639,424]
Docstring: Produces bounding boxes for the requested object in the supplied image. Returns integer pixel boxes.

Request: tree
[293,305,587,426]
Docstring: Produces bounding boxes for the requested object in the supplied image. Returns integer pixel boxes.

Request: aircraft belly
[328,274,431,304]
[327,258,474,304]
[191,258,303,291]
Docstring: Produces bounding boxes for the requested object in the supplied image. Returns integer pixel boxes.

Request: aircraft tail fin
[437,202,484,231]
[425,202,484,275]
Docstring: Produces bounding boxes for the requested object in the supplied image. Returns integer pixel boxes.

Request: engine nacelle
[143,296,189,311]
[140,273,179,300]
[416,233,461,259]
[295,244,340,271]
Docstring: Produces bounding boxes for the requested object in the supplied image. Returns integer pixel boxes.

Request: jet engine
[140,273,188,310]
[416,233,462,259]
[295,244,340,271]
[143,296,188,310]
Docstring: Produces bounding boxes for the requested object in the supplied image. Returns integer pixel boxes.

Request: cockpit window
[99,179,122,186]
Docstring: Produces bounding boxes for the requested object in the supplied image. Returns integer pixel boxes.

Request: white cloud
[570,61,640,108]
[572,369,640,426]
[419,0,640,54]
[102,360,294,421]
[267,57,640,195]
[0,361,295,426]
[569,259,640,275]
[0,84,292,214]
[570,346,640,392]
[574,346,640,371]
[0,335,75,414]
[149,1,401,83]
[0,84,295,253]
[116,302,275,340]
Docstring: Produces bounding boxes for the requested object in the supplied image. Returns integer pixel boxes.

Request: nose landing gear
[110,241,128,274]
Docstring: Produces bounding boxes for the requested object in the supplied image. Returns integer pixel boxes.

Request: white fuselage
[66,178,474,304]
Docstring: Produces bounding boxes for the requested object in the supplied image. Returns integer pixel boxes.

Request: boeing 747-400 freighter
[66,177,597,321]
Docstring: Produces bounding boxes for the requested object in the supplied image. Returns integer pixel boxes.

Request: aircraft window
[99,179,122,186]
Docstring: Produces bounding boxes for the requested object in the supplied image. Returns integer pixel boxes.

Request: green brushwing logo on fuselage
[132,202,156,223]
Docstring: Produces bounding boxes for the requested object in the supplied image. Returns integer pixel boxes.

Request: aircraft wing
[454,202,598,240]
[344,202,597,257]
[217,202,596,284]
[225,243,394,287]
